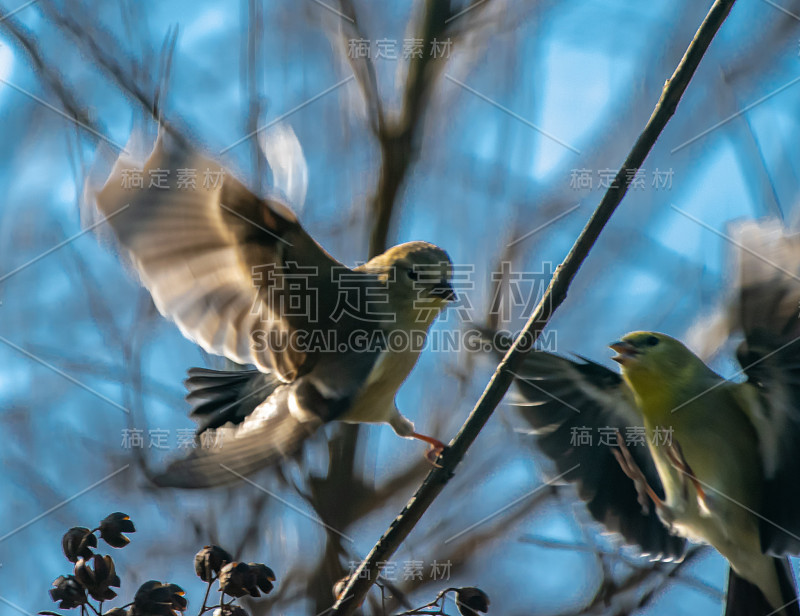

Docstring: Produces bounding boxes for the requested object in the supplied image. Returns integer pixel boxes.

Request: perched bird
[508,220,800,616]
[92,129,456,488]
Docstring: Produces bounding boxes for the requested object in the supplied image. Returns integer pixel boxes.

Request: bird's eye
[645,335,660,347]
[406,268,419,281]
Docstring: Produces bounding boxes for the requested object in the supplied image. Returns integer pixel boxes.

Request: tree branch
[344,0,459,258]
[331,0,738,612]
[0,10,112,143]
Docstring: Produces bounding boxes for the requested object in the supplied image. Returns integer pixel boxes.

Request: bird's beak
[609,340,639,365]
[430,282,457,302]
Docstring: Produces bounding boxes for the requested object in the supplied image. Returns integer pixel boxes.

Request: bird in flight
[508,220,800,616]
[92,129,456,488]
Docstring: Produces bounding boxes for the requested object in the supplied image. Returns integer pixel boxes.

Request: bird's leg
[410,432,447,466]
[612,429,664,516]
[665,440,710,516]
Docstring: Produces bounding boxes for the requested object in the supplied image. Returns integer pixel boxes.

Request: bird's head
[609,331,713,399]
[362,241,456,327]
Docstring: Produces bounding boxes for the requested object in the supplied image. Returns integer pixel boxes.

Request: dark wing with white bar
[511,351,686,560]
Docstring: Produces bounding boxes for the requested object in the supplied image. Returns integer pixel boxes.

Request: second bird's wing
[727,220,800,556]
[511,351,687,560]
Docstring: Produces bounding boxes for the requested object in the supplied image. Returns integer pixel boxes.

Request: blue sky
[2,1,800,615]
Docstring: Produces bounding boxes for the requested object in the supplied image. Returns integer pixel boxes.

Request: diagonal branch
[331,0,738,612]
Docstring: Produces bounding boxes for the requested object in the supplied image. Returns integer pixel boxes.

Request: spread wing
[726,220,800,556]
[511,351,686,561]
[93,130,362,381]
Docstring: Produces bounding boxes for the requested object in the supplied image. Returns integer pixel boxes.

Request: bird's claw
[411,432,447,467]
[612,448,651,515]
[665,441,711,516]
[425,443,446,467]
[612,429,664,516]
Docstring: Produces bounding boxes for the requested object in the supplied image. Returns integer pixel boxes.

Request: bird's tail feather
[185,367,277,433]
[725,559,799,616]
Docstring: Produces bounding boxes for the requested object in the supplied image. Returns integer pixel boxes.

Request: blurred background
[1,0,799,614]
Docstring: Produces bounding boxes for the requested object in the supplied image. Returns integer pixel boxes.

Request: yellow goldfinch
[91,129,455,488]
[510,220,800,616]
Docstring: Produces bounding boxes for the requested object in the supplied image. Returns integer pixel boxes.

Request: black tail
[725,559,799,616]
[184,367,278,433]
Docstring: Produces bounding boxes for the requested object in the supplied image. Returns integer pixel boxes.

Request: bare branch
[0,10,113,143]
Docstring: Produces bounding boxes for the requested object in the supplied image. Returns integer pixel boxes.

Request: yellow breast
[339,346,423,424]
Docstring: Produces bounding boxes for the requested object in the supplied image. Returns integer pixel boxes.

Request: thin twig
[36,3,191,147]
[199,579,214,616]
[331,1,738,612]
[362,0,454,258]
[0,10,114,142]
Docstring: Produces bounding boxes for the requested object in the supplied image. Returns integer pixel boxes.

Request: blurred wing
[511,351,686,560]
[153,386,322,489]
[259,124,308,209]
[727,220,800,555]
[93,129,350,381]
